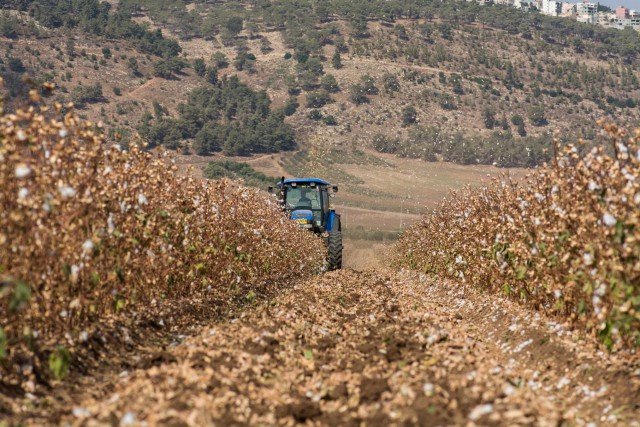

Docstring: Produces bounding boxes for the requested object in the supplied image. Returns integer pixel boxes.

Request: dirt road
[49,269,639,426]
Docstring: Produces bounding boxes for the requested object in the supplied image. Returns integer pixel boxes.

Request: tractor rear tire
[327,231,343,270]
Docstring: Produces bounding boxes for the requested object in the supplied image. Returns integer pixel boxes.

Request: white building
[609,17,640,30]
[561,3,576,17]
[577,1,599,24]
[541,0,562,16]
[597,12,616,26]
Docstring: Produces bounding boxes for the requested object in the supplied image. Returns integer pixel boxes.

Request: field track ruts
[32,270,640,426]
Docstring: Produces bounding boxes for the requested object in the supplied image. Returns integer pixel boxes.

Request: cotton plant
[393,123,640,351]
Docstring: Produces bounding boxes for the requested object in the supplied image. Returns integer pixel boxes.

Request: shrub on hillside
[0,88,324,383]
[70,83,104,106]
[203,160,277,187]
[393,124,640,350]
[153,57,187,78]
[371,126,551,167]
[306,90,332,108]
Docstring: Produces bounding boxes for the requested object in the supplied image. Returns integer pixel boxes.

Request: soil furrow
[53,270,639,426]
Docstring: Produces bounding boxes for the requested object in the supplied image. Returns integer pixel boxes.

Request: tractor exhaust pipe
[279,176,285,208]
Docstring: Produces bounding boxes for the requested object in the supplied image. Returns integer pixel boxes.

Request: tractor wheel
[327,231,343,270]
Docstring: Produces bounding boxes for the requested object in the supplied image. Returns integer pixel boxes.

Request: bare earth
[21,270,638,426]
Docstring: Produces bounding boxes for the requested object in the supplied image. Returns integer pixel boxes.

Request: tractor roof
[278,178,331,186]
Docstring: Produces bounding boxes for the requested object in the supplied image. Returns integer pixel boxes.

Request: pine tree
[331,48,342,69]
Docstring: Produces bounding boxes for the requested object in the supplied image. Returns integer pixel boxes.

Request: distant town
[471,0,640,31]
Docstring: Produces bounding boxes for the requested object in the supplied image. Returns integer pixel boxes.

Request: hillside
[3,0,640,158]
[4,0,640,237]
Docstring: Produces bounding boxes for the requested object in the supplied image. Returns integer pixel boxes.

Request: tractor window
[285,186,322,210]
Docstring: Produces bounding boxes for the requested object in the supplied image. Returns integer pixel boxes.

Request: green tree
[297,57,324,90]
[153,57,186,78]
[528,105,548,126]
[323,115,337,125]
[360,74,378,95]
[309,109,323,120]
[331,48,342,69]
[7,57,25,72]
[512,114,527,136]
[349,84,368,105]
[282,97,299,116]
[193,58,206,77]
[483,107,496,129]
[127,57,139,76]
[383,73,401,94]
[225,17,243,36]
[212,52,228,68]
[450,74,463,95]
[439,24,453,41]
[260,37,273,53]
[71,83,103,106]
[402,106,417,126]
[206,66,218,85]
[153,100,166,119]
[321,74,340,93]
[306,90,332,108]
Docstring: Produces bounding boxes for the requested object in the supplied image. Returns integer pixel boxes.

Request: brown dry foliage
[0,80,324,378]
[393,124,640,350]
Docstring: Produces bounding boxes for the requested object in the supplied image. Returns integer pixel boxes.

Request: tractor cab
[268,177,342,270]
[269,178,339,234]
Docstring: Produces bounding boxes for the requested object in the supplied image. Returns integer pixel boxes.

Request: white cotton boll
[120,412,136,426]
[602,213,617,227]
[588,181,600,191]
[554,289,562,299]
[58,185,76,199]
[469,404,493,421]
[138,193,148,205]
[503,384,516,396]
[59,128,68,138]
[18,187,29,200]
[423,383,434,396]
[72,407,90,418]
[16,130,27,141]
[583,253,594,266]
[634,193,640,206]
[15,164,31,178]
[82,239,94,254]
[535,192,544,202]
[107,213,115,235]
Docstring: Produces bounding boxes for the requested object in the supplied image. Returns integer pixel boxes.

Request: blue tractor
[269,177,342,270]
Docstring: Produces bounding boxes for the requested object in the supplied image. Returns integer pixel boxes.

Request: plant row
[393,124,640,350]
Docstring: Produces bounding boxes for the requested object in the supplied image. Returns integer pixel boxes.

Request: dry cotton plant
[394,124,640,350]
[0,80,324,381]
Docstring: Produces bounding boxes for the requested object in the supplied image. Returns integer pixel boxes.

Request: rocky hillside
[2,0,640,168]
